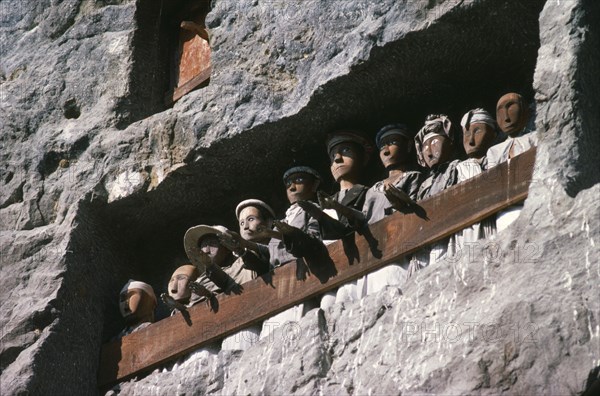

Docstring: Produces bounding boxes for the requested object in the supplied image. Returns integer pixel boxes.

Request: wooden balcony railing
[97,148,536,388]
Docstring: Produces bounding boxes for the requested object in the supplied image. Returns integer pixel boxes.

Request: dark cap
[282,166,321,183]
[375,124,412,149]
[325,129,374,156]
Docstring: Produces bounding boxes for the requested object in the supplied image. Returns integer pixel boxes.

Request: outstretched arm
[218,230,264,255]
[296,200,353,239]
[161,293,188,312]
[188,282,214,300]
[240,248,271,274]
[217,230,271,275]
[383,184,417,211]
[205,264,238,293]
[317,191,366,230]
[274,220,325,258]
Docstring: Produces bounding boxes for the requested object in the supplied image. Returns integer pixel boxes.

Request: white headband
[422,132,445,143]
[120,280,157,303]
[461,108,497,131]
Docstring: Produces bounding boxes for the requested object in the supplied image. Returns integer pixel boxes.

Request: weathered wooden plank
[177,25,211,87]
[98,148,536,387]
[164,65,212,106]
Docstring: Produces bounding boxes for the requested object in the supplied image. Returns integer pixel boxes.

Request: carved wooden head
[421,135,453,168]
[461,108,498,159]
[496,92,530,136]
[119,283,156,325]
[238,206,274,243]
[329,142,366,183]
[285,172,320,204]
[168,265,199,302]
[379,134,413,169]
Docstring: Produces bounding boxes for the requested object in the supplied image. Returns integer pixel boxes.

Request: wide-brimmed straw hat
[183,225,229,272]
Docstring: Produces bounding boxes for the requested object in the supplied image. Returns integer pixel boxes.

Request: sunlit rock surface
[0,0,598,394]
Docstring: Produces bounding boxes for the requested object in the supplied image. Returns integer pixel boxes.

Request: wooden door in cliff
[166,0,211,105]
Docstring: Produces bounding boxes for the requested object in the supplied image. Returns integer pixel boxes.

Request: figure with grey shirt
[362,124,423,293]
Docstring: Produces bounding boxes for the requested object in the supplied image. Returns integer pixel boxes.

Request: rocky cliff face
[1,0,598,394]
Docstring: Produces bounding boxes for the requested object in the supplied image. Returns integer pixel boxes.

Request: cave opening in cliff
[163,0,212,106]
[117,0,211,127]
[94,0,546,341]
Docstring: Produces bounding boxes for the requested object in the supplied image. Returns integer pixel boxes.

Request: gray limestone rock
[0,0,598,394]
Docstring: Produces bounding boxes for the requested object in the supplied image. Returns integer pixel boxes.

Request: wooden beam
[164,65,212,106]
[98,148,536,387]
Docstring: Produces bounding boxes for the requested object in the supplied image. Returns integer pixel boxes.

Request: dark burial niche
[116,0,211,129]
[95,0,545,342]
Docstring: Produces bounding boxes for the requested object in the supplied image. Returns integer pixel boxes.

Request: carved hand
[273,220,302,236]
[217,231,245,255]
[298,199,351,237]
[188,282,213,299]
[161,293,187,312]
[318,191,352,216]
[317,191,339,210]
[297,200,326,220]
[383,184,416,210]
[225,282,243,295]
[252,225,283,241]
[318,191,365,229]
[275,220,322,257]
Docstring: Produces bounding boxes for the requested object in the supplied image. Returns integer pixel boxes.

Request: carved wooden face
[119,289,154,324]
[329,142,364,183]
[421,135,453,168]
[285,173,319,204]
[379,134,412,169]
[199,235,230,265]
[239,206,272,242]
[168,273,192,302]
[496,93,529,136]
[463,122,496,159]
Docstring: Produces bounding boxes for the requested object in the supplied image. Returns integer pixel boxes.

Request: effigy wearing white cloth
[485,131,537,232]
